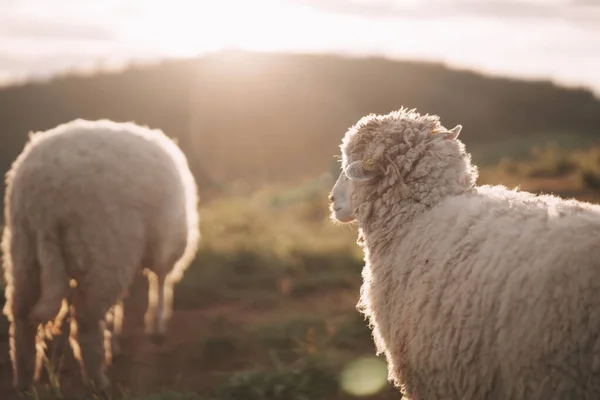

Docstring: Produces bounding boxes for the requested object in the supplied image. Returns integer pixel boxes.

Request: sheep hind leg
[6,231,44,393]
[10,316,42,394]
[70,283,124,396]
[143,269,173,345]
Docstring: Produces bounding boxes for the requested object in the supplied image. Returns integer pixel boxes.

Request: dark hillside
[1,50,599,206]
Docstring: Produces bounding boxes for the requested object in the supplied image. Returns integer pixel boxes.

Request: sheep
[2,119,200,394]
[329,107,600,400]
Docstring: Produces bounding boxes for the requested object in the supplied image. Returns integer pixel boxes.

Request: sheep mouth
[331,208,355,223]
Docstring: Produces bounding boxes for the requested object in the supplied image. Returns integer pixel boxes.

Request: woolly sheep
[329,107,600,400]
[2,119,200,394]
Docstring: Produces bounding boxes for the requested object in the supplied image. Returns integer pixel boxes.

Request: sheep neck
[356,194,426,257]
[355,184,474,259]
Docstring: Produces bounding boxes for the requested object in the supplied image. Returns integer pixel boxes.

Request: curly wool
[2,119,200,392]
[342,108,600,399]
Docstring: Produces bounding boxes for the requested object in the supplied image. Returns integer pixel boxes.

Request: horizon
[1,0,599,94]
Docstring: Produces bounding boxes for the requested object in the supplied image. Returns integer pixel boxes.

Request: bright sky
[1,0,599,94]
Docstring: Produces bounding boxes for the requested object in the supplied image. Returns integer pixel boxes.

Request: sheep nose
[328,193,335,203]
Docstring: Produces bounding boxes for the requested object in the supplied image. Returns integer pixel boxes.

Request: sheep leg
[10,317,40,393]
[6,230,44,393]
[71,284,121,395]
[9,295,40,393]
[144,270,172,345]
[74,315,111,395]
[154,276,174,344]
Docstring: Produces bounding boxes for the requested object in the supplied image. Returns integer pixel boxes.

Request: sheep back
[2,119,200,324]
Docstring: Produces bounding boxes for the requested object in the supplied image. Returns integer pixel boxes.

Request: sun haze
[0,0,599,93]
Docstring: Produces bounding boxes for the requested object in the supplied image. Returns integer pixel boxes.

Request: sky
[1,0,599,94]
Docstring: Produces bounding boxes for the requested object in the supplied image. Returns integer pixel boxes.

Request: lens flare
[340,356,388,397]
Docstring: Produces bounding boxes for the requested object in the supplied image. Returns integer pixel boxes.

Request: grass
[203,355,340,400]
[478,142,600,197]
[171,177,362,310]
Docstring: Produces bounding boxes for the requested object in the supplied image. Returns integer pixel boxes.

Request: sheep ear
[345,160,379,181]
[445,125,462,140]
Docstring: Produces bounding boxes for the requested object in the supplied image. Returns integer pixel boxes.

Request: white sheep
[329,107,600,400]
[2,119,200,394]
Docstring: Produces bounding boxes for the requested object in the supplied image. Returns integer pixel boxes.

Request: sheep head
[329,107,475,224]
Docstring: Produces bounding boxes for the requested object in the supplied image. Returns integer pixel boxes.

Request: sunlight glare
[120,0,332,57]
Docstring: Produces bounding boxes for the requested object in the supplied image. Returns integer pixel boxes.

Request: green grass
[478,142,600,196]
[204,356,340,400]
[172,179,362,310]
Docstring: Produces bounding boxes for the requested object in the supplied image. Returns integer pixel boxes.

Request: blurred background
[0,1,599,399]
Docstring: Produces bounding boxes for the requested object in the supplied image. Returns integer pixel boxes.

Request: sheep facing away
[2,119,200,393]
[329,107,600,400]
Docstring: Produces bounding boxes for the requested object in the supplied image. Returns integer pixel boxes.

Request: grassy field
[3,141,600,400]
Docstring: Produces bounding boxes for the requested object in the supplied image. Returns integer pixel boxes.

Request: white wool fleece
[2,119,200,392]
[331,107,600,400]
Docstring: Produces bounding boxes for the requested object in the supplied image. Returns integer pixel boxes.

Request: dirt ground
[0,274,366,400]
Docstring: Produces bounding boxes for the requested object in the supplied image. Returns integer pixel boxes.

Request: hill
[1,50,600,205]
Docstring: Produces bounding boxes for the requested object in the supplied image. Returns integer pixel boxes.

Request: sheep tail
[28,229,69,325]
